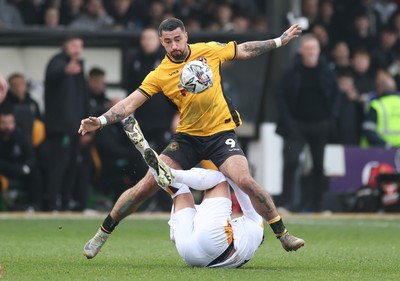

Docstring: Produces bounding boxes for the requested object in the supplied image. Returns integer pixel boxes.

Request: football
[180,60,213,94]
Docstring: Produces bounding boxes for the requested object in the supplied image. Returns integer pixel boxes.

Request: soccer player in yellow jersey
[80,18,304,259]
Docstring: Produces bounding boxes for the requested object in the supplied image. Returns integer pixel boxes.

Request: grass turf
[0,214,399,281]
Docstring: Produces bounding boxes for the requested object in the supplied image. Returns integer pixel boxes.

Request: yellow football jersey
[137,41,242,137]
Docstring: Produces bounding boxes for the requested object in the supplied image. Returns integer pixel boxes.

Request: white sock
[171,168,226,190]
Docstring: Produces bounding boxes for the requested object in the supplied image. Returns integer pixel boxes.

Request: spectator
[275,34,340,212]
[147,1,167,28]
[356,0,383,36]
[346,12,377,53]
[44,36,89,211]
[94,103,147,203]
[351,49,376,94]
[330,41,352,74]
[335,71,365,145]
[17,0,44,26]
[109,0,135,30]
[388,9,400,37]
[125,27,164,96]
[311,23,331,58]
[69,0,114,30]
[85,67,146,205]
[362,69,400,147]
[0,107,42,211]
[59,0,84,26]
[215,2,234,32]
[251,15,268,32]
[0,0,24,26]
[317,0,338,42]
[43,6,60,28]
[370,25,399,72]
[124,27,176,211]
[232,13,251,33]
[4,73,41,142]
[302,0,320,31]
[374,0,398,24]
[88,67,111,116]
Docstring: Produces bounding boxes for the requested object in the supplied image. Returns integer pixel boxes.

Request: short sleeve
[137,70,161,98]
[206,41,237,63]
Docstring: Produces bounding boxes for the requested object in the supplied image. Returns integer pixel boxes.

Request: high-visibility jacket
[369,94,400,147]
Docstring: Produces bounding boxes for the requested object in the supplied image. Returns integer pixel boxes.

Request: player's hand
[280,24,302,46]
[78,116,101,135]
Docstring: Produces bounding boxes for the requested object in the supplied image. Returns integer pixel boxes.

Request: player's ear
[184,32,188,42]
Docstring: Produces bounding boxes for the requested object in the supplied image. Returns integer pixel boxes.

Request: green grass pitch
[0,214,399,281]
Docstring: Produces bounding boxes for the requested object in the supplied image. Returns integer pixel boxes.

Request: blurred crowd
[0,0,268,32]
[0,0,400,213]
[0,27,178,212]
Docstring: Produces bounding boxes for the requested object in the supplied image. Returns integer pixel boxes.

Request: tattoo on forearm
[242,40,277,58]
[105,106,126,124]
[256,192,272,211]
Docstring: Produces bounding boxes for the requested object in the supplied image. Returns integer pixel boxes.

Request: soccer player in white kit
[130,117,264,268]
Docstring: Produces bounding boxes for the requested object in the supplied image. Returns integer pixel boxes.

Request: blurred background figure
[86,67,146,206]
[44,36,88,211]
[335,70,364,145]
[17,0,44,26]
[275,34,340,212]
[124,27,176,211]
[370,25,399,73]
[346,12,377,54]
[362,69,400,148]
[0,0,24,27]
[43,6,60,28]
[69,0,114,30]
[110,0,134,30]
[351,49,376,95]
[59,0,84,26]
[330,41,351,74]
[0,107,42,211]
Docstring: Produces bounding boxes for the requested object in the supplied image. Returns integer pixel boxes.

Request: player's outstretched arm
[236,23,302,60]
[78,90,147,135]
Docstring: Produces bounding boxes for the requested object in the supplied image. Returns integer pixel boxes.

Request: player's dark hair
[89,67,105,77]
[158,18,185,36]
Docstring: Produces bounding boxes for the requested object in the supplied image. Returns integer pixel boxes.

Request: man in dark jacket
[44,36,88,211]
[275,34,340,212]
[5,73,42,142]
[0,107,42,210]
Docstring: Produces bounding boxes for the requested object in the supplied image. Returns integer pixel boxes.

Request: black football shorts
[161,130,245,170]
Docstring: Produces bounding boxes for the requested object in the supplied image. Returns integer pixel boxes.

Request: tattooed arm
[236,24,302,60]
[78,90,147,135]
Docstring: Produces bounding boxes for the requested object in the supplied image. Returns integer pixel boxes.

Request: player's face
[160,28,188,61]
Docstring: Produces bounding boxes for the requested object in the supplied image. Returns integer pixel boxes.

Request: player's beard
[171,49,187,61]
